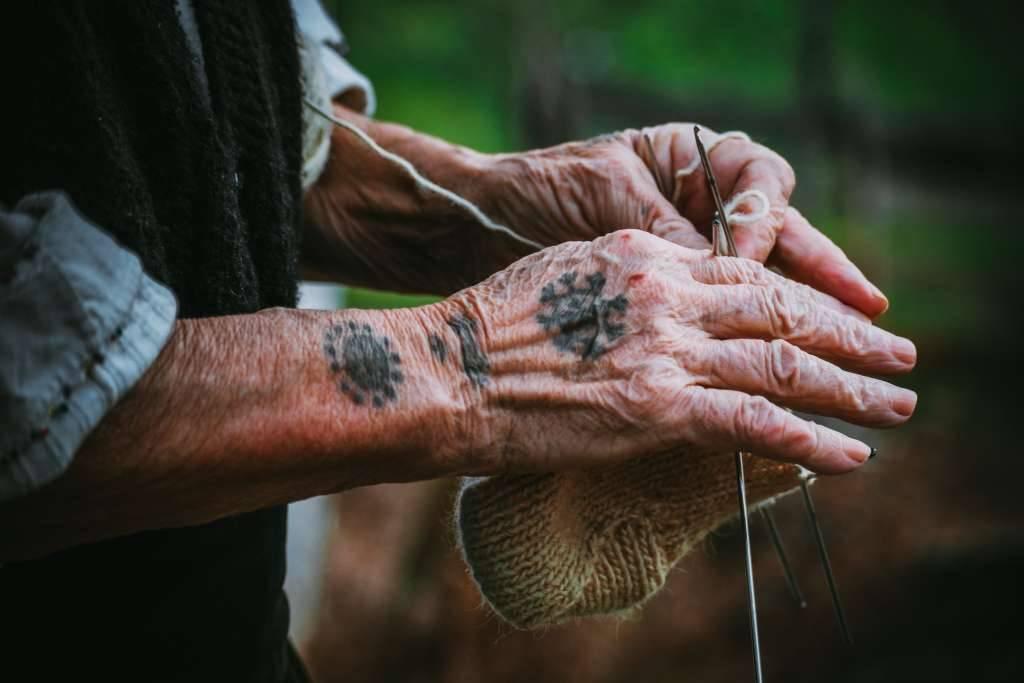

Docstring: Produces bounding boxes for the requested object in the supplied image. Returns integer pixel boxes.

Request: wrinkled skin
[306,110,887,319]
[482,124,888,318]
[443,230,915,477]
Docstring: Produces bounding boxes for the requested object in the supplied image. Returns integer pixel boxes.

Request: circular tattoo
[536,271,628,360]
[323,322,404,408]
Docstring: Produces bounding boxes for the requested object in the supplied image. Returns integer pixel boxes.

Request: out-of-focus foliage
[330,0,1019,351]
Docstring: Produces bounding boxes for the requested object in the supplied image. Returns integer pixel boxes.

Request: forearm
[302,104,526,294]
[0,304,471,560]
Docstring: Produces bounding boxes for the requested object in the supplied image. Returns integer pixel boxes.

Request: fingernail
[844,437,872,465]
[869,282,889,313]
[892,387,918,418]
[893,337,917,366]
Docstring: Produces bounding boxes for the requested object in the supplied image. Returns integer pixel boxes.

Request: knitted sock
[456,451,803,629]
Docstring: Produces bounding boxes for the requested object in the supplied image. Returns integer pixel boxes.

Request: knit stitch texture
[456,452,802,629]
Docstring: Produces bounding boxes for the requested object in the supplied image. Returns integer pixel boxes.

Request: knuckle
[607,146,642,179]
[695,257,764,287]
[605,228,658,253]
[595,229,644,261]
[735,395,781,445]
[774,153,796,190]
[837,378,870,414]
[832,317,867,354]
[756,145,796,189]
[623,360,684,418]
[789,423,823,465]
[766,339,803,394]
[761,287,803,337]
[636,271,674,306]
[737,258,768,284]
[718,257,762,284]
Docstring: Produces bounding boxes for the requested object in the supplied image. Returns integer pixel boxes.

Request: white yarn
[723,189,771,225]
[302,97,544,251]
[672,130,770,226]
[674,130,751,177]
[303,103,770,250]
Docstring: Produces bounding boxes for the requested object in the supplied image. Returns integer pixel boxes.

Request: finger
[694,339,917,427]
[769,207,889,318]
[689,255,870,323]
[723,146,794,262]
[679,386,871,474]
[644,192,711,251]
[672,135,794,261]
[699,283,917,374]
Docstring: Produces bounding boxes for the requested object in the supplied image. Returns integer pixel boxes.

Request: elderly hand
[481,124,888,318]
[437,229,915,477]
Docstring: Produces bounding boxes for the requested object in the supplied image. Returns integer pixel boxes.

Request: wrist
[284,302,484,486]
[408,298,497,478]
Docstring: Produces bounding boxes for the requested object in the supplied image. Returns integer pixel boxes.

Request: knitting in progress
[455,129,784,630]
[301,102,792,628]
[456,451,805,629]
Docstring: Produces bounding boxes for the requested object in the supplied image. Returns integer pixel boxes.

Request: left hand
[481,124,888,318]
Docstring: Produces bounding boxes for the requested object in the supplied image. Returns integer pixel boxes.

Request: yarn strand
[303,97,544,251]
[673,130,772,226]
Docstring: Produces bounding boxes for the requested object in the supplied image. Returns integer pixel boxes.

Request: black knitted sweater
[0,2,308,680]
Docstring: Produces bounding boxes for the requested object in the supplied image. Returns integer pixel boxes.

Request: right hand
[437,229,917,476]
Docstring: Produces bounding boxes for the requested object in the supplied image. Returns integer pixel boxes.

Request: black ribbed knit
[0,0,303,316]
[0,2,308,681]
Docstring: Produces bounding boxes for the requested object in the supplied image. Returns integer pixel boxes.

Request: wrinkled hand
[484,124,888,318]
[446,230,915,477]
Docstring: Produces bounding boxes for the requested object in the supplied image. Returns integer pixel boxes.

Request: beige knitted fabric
[456,451,803,629]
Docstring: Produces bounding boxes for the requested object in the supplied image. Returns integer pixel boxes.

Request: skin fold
[0,105,916,560]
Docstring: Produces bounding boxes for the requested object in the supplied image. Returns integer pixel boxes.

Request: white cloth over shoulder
[294,0,377,189]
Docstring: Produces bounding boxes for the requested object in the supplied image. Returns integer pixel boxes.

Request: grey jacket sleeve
[0,192,177,502]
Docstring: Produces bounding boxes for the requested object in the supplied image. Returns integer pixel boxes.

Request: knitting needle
[643,133,672,198]
[695,126,855,647]
[759,505,807,608]
[735,452,763,682]
[696,126,763,683]
[695,127,737,257]
[799,478,853,645]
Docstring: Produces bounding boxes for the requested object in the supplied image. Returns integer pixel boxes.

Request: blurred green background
[305,1,1023,681]
[332,0,1019,347]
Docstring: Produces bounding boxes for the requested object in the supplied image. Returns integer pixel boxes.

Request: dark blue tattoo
[536,271,628,360]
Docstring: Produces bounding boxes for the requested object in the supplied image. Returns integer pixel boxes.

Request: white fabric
[291,0,377,189]
[174,0,377,189]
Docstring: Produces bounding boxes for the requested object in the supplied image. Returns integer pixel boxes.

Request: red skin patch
[628,273,645,286]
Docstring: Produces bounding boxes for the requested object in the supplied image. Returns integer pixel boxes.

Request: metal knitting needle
[695,127,738,257]
[800,477,853,645]
[696,126,853,648]
[734,450,763,683]
[655,133,798,630]
[695,126,762,683]
[643,133,672,198]
[759,505,807,608]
